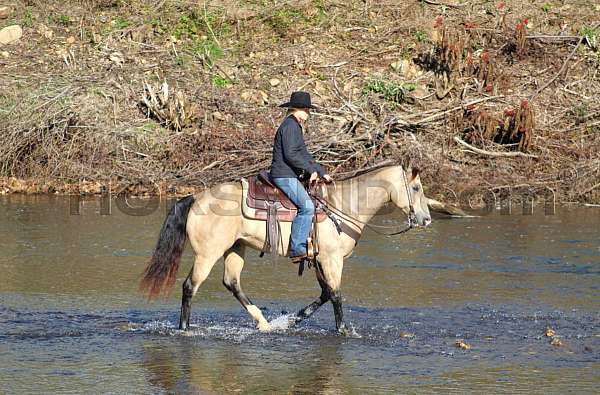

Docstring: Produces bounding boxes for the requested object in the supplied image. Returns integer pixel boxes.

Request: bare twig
[530,37,584,101]
[420,0,467,8]
[454,136,539,158]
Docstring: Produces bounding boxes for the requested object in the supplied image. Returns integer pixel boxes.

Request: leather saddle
[245,170,326,223]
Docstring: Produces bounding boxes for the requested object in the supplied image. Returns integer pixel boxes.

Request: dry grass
[0,0,599,203]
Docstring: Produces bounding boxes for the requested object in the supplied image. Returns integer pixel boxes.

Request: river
[0,195,598,394]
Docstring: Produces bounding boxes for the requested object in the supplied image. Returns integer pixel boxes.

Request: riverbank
[1,1,599,203]
[0,176,197,196]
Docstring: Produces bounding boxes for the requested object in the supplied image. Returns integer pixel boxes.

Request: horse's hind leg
[179,253,219,330]
[223,242,270,331]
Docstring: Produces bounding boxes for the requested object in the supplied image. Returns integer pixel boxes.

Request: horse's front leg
[330,288,348,335]
[314,255,349,335]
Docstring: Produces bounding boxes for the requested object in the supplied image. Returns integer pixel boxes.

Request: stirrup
[306,237,315,259]
[290,254,307,264]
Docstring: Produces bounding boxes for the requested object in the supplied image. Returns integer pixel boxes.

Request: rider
[270,91,332,263]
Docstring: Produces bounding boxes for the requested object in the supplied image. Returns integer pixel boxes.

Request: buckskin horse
[140,164,431,335]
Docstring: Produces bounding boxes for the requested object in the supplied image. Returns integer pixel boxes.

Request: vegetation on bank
[0,0,599,204]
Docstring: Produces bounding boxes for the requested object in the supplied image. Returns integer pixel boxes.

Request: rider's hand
[309,172,318,184]
[322,174,333,183]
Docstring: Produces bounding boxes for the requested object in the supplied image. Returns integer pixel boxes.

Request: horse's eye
[412,185,420,192]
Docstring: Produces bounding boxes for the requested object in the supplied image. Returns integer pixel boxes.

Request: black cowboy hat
[278,91,317,110]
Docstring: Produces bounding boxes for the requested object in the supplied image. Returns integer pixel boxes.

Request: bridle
[309,169,417,237]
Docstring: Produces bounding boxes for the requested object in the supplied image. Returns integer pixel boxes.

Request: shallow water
[0,195,599,394]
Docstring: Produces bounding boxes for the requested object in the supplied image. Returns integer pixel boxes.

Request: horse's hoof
[337,325,350,337]
[338,324,361,338]
[257,321,272,332]
[288,315,302,327]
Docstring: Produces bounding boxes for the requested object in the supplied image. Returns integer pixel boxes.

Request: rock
[292,36,306,44]
[391,59,419,78]
[38,24,54,40]
[407,65,419,79]
[240,90,253,102]
[241,89,268,105]
[226,7,256,21]
[258,90,268,104]
[41,184,56,194]
[8,177,25,193]
[550,337,563,347]
[0,6,11,19]
[131,25,153,43]
[66,36,76,44]
[0,25,23,45]
[212,111,225,121]
[412,84,429,98]
[220,65,238,80]
[269,78,280,87]
[544,327,556,337]
[455,340,471,350]
[109,51,124,66]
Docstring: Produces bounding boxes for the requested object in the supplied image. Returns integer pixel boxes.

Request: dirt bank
[1,0,599,205]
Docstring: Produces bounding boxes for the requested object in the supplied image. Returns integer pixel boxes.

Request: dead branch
[454,136,539,158]
[427,198,471,217]
[530,37,584,102]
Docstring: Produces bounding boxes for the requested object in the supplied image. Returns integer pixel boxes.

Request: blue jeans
[272,177,314,257]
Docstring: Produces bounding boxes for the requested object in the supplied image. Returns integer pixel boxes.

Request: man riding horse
[270,91,332,264]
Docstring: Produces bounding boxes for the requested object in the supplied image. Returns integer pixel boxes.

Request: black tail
[140,195,195,299]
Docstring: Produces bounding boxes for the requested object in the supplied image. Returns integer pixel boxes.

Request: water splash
[268,313,296,331]
[343,322,363,339]
[127,319,258,342]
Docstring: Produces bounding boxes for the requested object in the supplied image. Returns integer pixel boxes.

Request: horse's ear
[411,167,420,181]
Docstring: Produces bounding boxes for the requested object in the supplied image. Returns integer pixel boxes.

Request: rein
[309,170,416,237]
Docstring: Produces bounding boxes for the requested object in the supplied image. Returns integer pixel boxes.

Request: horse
[140,164,432,335]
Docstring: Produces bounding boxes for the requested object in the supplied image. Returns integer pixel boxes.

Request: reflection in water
[143,344,177,392]
[140,334,348,394]
[296,342,345,395]
[0,195,598,393]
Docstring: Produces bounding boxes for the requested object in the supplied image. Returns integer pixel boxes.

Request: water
[1,195,599,394]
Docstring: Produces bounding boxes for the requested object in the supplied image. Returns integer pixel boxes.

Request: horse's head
[390,166,432,227]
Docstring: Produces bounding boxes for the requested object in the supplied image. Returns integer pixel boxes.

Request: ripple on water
[115,305,599,360]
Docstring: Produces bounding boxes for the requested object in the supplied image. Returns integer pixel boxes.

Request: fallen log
[427,198,472,217]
